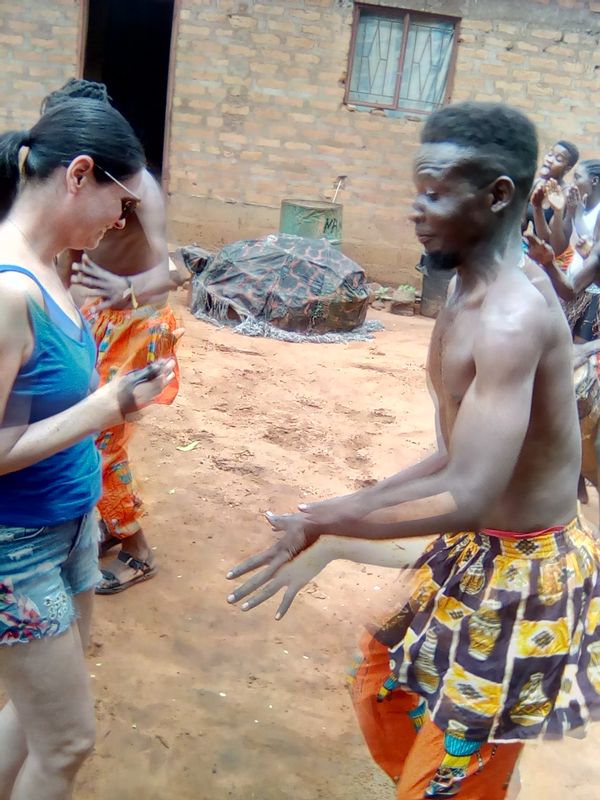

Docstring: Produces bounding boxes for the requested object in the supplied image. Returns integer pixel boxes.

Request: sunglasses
[96,166,142,220]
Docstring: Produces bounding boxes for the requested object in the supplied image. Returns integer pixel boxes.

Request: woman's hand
[524,233,555,268]
[92,358,176,427]
[565,185,585,218]
[530,182,545,209]
[545,179,565,212]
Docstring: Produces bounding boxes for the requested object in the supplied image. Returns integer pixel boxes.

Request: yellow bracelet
[126,278,139,309]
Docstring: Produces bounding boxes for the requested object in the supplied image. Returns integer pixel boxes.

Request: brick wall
[0,0,597,285]
[0,0,82,130]
[167,0,600,285]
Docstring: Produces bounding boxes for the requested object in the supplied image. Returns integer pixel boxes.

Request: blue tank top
[0,266,101,526]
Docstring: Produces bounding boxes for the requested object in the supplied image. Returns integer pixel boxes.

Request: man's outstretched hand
[227,512,320,619]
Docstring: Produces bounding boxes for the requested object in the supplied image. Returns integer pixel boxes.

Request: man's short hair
[421,102,538,203]
[556,139,579,168]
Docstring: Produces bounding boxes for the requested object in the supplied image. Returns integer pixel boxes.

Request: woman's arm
[0,287,174,475]
[525,234,576,301]
[531,184,553,244]
[556,184,581,251]
[525,233,600,301]
[549,207,569,256]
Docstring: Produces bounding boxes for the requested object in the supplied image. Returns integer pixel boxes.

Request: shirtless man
[227,103,600,799]
[44,80,182,594]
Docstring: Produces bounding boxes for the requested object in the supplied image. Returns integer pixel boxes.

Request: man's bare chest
[429,306,478,406]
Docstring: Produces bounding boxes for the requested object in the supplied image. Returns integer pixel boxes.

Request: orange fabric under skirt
[349,633,522,799]
[83,303,181,538]
[556,245,574,272]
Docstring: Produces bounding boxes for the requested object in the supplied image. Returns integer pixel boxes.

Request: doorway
[82,0,175,176]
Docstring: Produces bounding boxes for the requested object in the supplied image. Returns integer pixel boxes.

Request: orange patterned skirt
[82,302,181,538]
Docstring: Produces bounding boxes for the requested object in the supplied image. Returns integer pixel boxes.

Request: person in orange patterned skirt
[45,80,183,594]
[82,295,182,595]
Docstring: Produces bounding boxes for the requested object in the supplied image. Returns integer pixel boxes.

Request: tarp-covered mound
[189,233,370,335]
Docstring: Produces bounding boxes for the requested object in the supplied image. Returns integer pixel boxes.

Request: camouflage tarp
[187,233,370,335]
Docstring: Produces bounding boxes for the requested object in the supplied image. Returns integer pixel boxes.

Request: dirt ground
[66,291,600,799]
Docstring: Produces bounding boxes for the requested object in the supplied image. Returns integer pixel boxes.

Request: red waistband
[481,525,565,540]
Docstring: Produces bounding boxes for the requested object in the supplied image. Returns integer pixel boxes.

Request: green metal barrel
[420,262,455,318]
[279,199,343,247]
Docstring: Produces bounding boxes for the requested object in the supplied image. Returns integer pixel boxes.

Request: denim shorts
[0,514,101,646]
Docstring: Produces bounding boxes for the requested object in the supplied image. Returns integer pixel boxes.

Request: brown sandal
[95,551,157,595]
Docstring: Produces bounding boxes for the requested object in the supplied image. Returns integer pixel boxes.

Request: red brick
[251,33,281,46]
[515,41,540,52]
[464,20,493,32]
[531,28,562,40]
[480,64,506,76]
[286,36,315,49]
[228,15,257,29]
[268,20,297,33]
[290,9,322,21]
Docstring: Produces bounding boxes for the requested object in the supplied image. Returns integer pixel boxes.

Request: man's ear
[65,155,95,194]
[489,175,515,213]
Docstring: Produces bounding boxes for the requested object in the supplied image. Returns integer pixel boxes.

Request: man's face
[539,143,573,181]
[410,143,493,266]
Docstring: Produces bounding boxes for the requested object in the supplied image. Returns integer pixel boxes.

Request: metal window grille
[346,5,459,115]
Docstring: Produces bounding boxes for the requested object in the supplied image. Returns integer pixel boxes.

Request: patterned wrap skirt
[373,519,600,744]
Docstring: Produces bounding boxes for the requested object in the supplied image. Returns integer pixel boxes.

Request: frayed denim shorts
[0,514,101,646]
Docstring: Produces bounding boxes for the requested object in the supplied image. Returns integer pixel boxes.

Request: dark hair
[580,159,600,182]
[0,98,145,219]
[421,102,538,206]
[556,139,579,168]
[40,78,111,114]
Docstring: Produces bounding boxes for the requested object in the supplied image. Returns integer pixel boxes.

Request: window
[346,5,459,115]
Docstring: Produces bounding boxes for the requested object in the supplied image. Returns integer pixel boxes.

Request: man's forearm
[358,450,448,513]
[307,450,448,520]
[543,259,576,301]
[129,262,173,305]
[315,468,479,540]
[317,491,466,540]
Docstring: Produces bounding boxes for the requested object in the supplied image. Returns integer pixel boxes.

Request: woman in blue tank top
[0,99,175,799]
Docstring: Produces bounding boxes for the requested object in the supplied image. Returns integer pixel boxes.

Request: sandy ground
[8,290,600,798]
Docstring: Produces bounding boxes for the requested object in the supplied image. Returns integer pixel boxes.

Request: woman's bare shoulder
[0,271,40,337]
[0,268,44,309]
